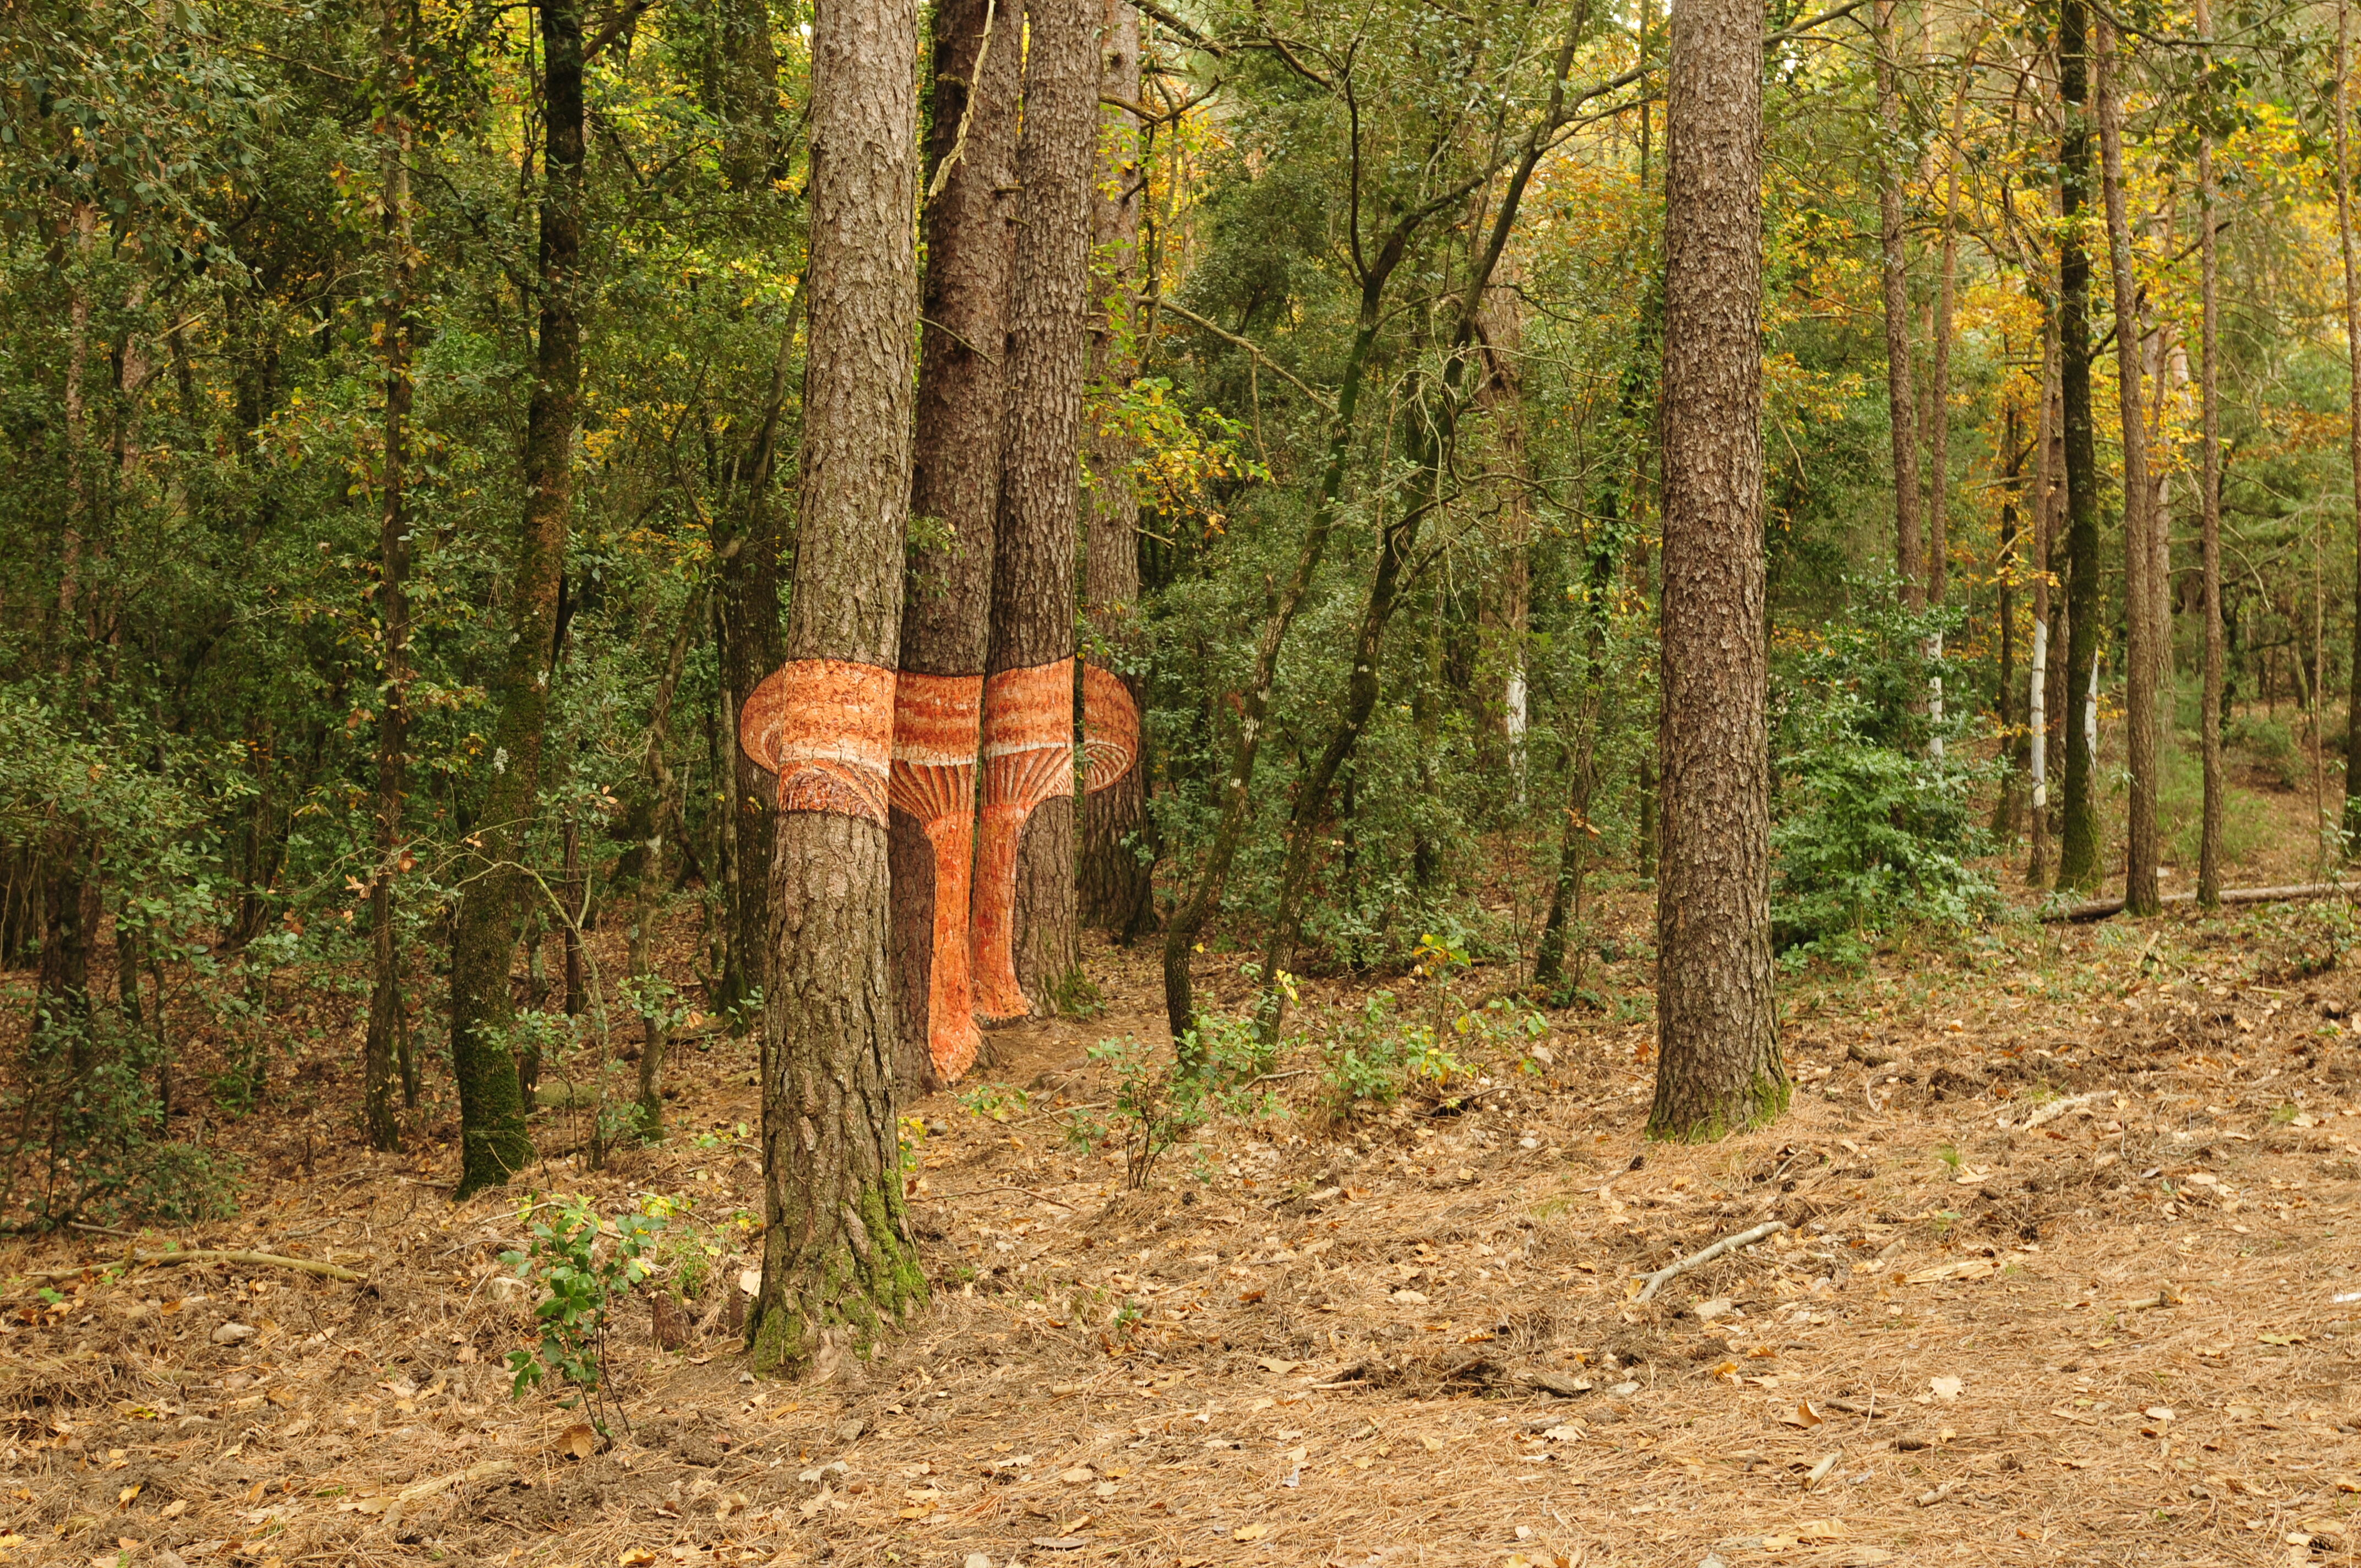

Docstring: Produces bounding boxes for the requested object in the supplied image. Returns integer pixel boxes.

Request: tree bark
[2055,0,2103,891]
[890,0,1019,1090]
[2097,19,2157,915]
[365,0,415,1154]
[716,0,778,191]
[976,0,1098,1020]
[2336,0,2361,853]
[1650,0,1783,1139]
[1080,0,1154,942]
[748,0,926,1378]
[448,0,584,1197]
[2197,0,2225,905]
[1874,0,1923,609]
[2030,310,2058,885]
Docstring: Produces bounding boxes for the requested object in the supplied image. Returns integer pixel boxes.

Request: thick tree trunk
[748,0,926,1379]
[2197,0,2226,905]
[976,0,1097,1020]
[1874,0,1923,610]
[448,0,585,1197]
[364,11,415,1153]
[1080,0,1154,942]
[2097,20,2157,915]
[1650,0,1783,1139]
[2336,0,2361,852]
[2056,0,2103,891]
[890,0,1018,1089]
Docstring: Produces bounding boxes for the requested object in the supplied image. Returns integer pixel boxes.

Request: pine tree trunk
[364,2,414,1153]
[2097,19,2158,914]
[748,0,926,1379]
[1651,0,1783,1140]
[890,0,1019,1089]
[1874,0,1923,611]
[448,0,585,1197]
[2197,0,2226,905]
[976,0,1097,1020]
[1079,0,1154,942]
[716,353,788,1020]
[2336,0,2361,851]
[2055,0,2104,891]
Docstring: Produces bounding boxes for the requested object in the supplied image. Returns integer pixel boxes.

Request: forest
[7,0,2361,1561]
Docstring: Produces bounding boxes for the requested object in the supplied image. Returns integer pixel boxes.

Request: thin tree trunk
[748,0,926,1378]
[1080,0,1154,942]
[2029,327,2058,885]
[1924,52,1972,756]
[716,0,778,191]
[975,0,1097,1021]
[2197,0,2226,905]
[1874,0,1923,609]
[2056,0,2104,891]
[1651,0,1783,1139]
[1993,391,2023,835]
[449,0,585,1197]
[364,3,415,1153]
[2336,0,2361,851]
[2097,19,2157,915]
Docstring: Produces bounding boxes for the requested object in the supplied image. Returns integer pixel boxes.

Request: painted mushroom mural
[736,655,1139,1082]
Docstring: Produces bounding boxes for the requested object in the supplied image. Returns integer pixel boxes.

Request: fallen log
[8,1248,363,1292]
[2044,881,2355,924]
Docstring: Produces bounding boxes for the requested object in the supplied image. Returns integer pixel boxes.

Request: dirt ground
[8,752,2361,1568]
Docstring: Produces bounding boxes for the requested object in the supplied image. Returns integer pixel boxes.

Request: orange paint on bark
[738,659,895,825]
[969,658,1142,1020]
[889,672,986,1081]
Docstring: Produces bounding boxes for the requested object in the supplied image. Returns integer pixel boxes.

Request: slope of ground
[7,893,2361,1568]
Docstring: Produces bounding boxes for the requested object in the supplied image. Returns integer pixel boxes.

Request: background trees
[10,0,2361,1235]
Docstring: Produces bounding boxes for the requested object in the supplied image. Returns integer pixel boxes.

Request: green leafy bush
[1771,594,1996,960]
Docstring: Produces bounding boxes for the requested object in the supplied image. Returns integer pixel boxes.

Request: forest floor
[8,754,2361,1567]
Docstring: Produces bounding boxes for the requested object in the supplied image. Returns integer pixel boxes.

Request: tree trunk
[747,0,926,1379]
[2197,0,2225,905]
[2029,322,2058,885]
[448,0,585,1197]
[2336,0,2361,852]
[2055,0,2103,891]
[890,0,1019,1090]
[976,0,1098,1021]
[364,1,415,1154]
[2097,19,2157,914]
[1993,393,2022,836]
[716,0,778,191]
[1650,0,1783,1139]
[1080,0,1154,942]
[1874,0,1923,610]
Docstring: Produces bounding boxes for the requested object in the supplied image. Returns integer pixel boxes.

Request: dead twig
[10,1249,365,1290]
[1630,1221,1788,1303]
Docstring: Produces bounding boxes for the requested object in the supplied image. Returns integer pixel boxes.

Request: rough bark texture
[2056,0,2104,891]
[715,439,783,1017]
[1650,0,1785,1140]
[980,0,1098,1014]
[750,0,926,1379]
[365,15,414,1152]
[1080,0,1154,942]
[890,0,1019,1088]
[2098,21,2157,914]
[2337,0,2361,852]
[1874,0,1923,611]
[448,0,582,1197]
[2198,0,2225,905]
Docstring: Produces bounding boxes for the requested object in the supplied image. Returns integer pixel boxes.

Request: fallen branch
[927,1185,1078,1211]
[2046,881,2354,923]
[12,1249,365,1290]
[2016,1090,2113,1130]
[1629,1220,1788,1304]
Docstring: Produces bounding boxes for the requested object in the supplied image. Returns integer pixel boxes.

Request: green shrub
[1771,592,1997,958]
[2225,715,2304,790]
[2,1011,241,1231]
[501,1195,666,1430]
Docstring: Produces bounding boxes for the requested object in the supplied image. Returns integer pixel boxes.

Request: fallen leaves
[1903,1258,1995,1285]
[554,1422,597,1460]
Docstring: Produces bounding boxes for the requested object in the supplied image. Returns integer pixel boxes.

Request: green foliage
[501,1196,666,1424]
[1771,593,1998,960]
[1,1010,242,1231]
[2225,714,2304,791]
[1073,1021,1281,1190]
